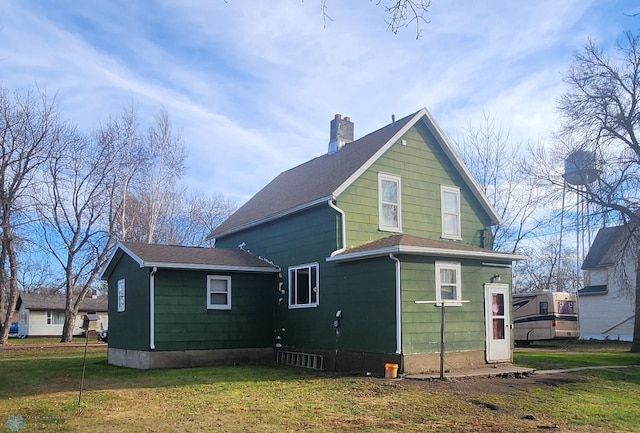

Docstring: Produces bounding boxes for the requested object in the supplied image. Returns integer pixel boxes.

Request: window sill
[288,303,319,309]
[441,235,463,241]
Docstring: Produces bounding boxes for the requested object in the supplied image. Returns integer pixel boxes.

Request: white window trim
[207,275,232,310]
[117,278,126,312]
[435,261,462,306]
[288,263,319,309]
[46,311,64,326]
[441,185,462,240]
[378,172,402,232]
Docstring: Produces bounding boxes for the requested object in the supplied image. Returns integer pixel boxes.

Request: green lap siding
[339,122,492,248]
[153,270,276,351]
[107,254,150,351]
[217,207,398,354]
[400,256,511,354]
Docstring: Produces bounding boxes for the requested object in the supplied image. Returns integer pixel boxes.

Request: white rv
[512,291,580,345]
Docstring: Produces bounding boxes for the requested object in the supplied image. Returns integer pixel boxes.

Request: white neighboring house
[17,293,108,338]
[578,226,635,341]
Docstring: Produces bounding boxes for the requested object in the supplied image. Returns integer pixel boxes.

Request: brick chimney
[328,114,354,154]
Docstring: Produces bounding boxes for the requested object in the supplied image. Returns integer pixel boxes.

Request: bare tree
[320,0,431,38]
[37,128,118,342]
[0,86,63,344]
[139,109,186,243]
[454,113,553,254]
[97,105,146,242]
[160,191,236,246]
[555,31,640,351]
[514,236,581,293]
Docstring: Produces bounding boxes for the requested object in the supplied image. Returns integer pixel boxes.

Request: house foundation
[108,347,273,369]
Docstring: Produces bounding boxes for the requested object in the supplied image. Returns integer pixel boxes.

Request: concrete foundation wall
[403,350,486,374]
[108,347,273,369]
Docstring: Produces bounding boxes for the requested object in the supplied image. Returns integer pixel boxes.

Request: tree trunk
[631,249,640,352]
[61,311,77,343]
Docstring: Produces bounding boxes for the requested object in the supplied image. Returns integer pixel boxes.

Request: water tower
[563,150,598,186]
[559,150,599,291]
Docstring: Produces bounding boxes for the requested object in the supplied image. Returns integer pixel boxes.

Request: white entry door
[484,284,511,363]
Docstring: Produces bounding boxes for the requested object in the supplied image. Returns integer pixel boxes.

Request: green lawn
[1,342,639,432]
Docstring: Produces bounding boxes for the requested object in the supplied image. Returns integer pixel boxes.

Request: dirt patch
[401,371,587,397]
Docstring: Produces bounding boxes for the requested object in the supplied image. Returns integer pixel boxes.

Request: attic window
[441,185,462,240]
[378,173,402,232]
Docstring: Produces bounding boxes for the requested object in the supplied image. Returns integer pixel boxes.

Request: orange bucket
[384,363,398,379]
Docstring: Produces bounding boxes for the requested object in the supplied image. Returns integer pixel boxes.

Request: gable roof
[17,292,108,312]
[581,225,628,269]
[210,108,500,239]
[326,234,526,263]
[101,241,279,280]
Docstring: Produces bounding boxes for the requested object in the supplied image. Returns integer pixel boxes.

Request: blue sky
[1,0,638,205]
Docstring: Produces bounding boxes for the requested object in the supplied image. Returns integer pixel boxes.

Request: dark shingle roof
[210,111,418,237]
[101,242,279,280]
[582,226,627,269]
[578,284,608,296]
[327,234,526,262]
[18,292,108,312]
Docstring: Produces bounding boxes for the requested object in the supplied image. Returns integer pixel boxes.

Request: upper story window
[117,278,126,312]
[441,185,461,240]
[207,275,232,310]
[289,263,319,308]
[378,173,402,232]
[435,261,462,306]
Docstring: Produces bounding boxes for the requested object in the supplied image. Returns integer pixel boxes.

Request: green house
[101,242,278,369]
[102,108,525,373]
[210,109,525,374]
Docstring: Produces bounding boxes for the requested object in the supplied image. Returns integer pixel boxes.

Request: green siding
[153,270,276,351]
[217,206,397,354]
[338,121,492,248]
[107,253,150,351]
[213,119,511,359]
[400,255,512,354]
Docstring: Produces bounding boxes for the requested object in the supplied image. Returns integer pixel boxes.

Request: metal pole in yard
[78,326,89,405]
[439,303,445,380]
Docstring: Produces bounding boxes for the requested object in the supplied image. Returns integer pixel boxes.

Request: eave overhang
[326,245,527,263]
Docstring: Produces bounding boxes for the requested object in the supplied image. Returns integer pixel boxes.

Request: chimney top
[328,114,354,155]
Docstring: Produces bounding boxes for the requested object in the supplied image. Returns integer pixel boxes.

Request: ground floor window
[207,275,232,310]
[46,311,65,325]
[435,261,462,306]
[289,263,319,308]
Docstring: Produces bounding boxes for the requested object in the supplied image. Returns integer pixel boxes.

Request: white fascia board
[326,245,527,263]
[331,108,501,226]
[332,109,426,198]
[211,196,333,239]
[141,262,280,273]
[99,242,144,280]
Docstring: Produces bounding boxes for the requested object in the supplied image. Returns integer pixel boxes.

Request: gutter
[328,199,346,257]
[150,267,157,350]
[389,253,402,354]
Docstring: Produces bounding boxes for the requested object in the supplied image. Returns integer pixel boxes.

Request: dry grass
[1,343,639,432]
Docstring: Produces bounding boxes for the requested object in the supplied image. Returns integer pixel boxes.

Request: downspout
[328,199,346,257]
[389,254,402,355]
[150,267,157,350]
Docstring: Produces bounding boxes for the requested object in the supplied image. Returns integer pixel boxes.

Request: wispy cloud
[0,0,635,203]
